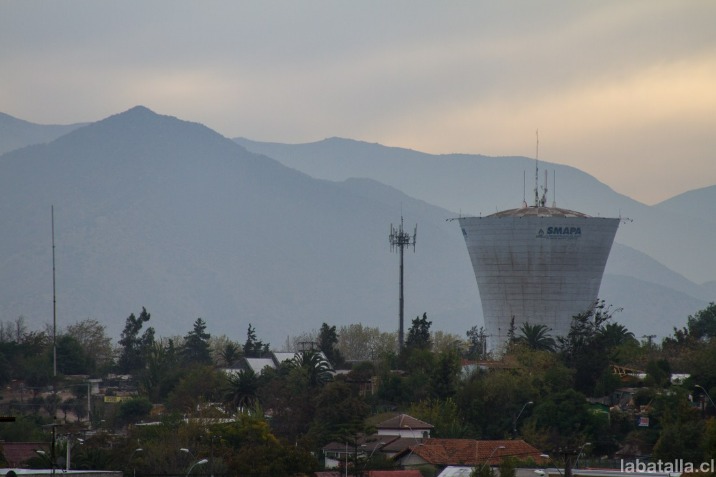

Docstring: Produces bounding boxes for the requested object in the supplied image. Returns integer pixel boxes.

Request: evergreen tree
[182,318,212,365]
[318,323,344,367]
[244,324,269,358]
[117,307,155,373]
[406,313,432,350]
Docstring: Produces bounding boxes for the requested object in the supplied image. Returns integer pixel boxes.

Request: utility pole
[389,216,416,353]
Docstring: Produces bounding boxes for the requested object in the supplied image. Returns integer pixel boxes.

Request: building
[322,414,431,469]
[458,205,619,350]
[393,438,545,470]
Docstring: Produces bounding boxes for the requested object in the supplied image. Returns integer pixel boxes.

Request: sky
[2,1,715,205]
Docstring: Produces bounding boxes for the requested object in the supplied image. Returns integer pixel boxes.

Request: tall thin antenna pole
[51,206,57,377]
[534,129,539,207]
[389,216,417,353]
[552,170,557,208]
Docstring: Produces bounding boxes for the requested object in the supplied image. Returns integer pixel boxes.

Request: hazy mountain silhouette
[234,137,716,286]
[0,107,711,346]
[0,107,480,344]
[653,185,716,225]
[0,112,85,155]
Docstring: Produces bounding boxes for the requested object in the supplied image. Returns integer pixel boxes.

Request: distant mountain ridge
[0,107,711,346]
[0,112,85,155]
[233,136,716,286]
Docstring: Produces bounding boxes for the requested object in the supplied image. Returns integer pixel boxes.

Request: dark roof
[395,438,545,466]
[381,436,422,453]
[1,442,50,467]
[376,414,433,430]
[322,434,400,453]
[367,472,423,477]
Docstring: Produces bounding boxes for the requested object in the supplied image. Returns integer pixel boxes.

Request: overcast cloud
[2,1,715,204]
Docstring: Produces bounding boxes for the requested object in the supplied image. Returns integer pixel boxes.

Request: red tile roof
[398,438,545,466]
[367,471,423,477]
[1,442,50,467]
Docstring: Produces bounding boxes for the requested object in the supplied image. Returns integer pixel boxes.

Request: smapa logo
[537,226,582,239]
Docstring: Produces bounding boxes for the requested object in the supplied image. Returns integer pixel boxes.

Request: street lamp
[539,454,563,477]
[65,436,84,470]
[574,443,591,469]
[513,401,533,438]
[479,445,506,473]
[180,448,196,459]
[695,385,716,409]
[187,458,208,476]
[130,448,143,477]
[35,450,51,467]
[361,441,385,471]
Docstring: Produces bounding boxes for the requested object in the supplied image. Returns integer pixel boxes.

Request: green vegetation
[1,304,716,476]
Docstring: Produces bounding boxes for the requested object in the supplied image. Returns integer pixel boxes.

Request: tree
[429,349,461,399]
[243,324,269,358]
[117,397,153,426]
[687,302,716,341]
[181,318,212,365]
[166,365,225,414]
[516,323,556,352]
[527,388,598,450]
[224,369,259,411]
[56,334,91,375]
[408,398,469,438]
[598,322,636,349]
[318,323,344,368]
[117,308,155,373]
[216,339,242,367]
[65,319,114,372]
[288,350,334,387]
[336,324,396,361]
[405,313,432,350]
[466,326,488,360]
[558,301,618,395]
[139,339,181,402]
[309,380,370,446]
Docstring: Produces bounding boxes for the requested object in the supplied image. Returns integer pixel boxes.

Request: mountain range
[0,106,713,347]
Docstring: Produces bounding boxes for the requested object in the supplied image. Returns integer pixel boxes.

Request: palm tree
[516,322,556,352]
[288,350,334,387]
[223,368,259,411]
[598,322,636,348]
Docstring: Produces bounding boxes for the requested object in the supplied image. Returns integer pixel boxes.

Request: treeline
[0,302,715,476]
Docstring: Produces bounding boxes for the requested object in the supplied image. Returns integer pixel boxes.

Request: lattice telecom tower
[389,216,417,352]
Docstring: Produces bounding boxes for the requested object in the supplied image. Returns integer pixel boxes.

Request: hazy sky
[2,1,715,204]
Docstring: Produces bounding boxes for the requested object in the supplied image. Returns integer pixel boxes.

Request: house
[322,413,431,469]
[394,438,545,470]
[376,414,433,439]
[316,472,422,477]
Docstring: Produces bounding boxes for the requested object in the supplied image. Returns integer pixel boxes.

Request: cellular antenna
[552,170,557,208]
[534,129,540,207]
[389,216,417,353]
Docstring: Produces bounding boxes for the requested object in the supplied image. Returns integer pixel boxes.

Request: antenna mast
[51,206,57,378]
[534,129,540,207]
[389,216,417,353]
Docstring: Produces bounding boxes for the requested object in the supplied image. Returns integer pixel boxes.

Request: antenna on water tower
[389,215,417,353]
